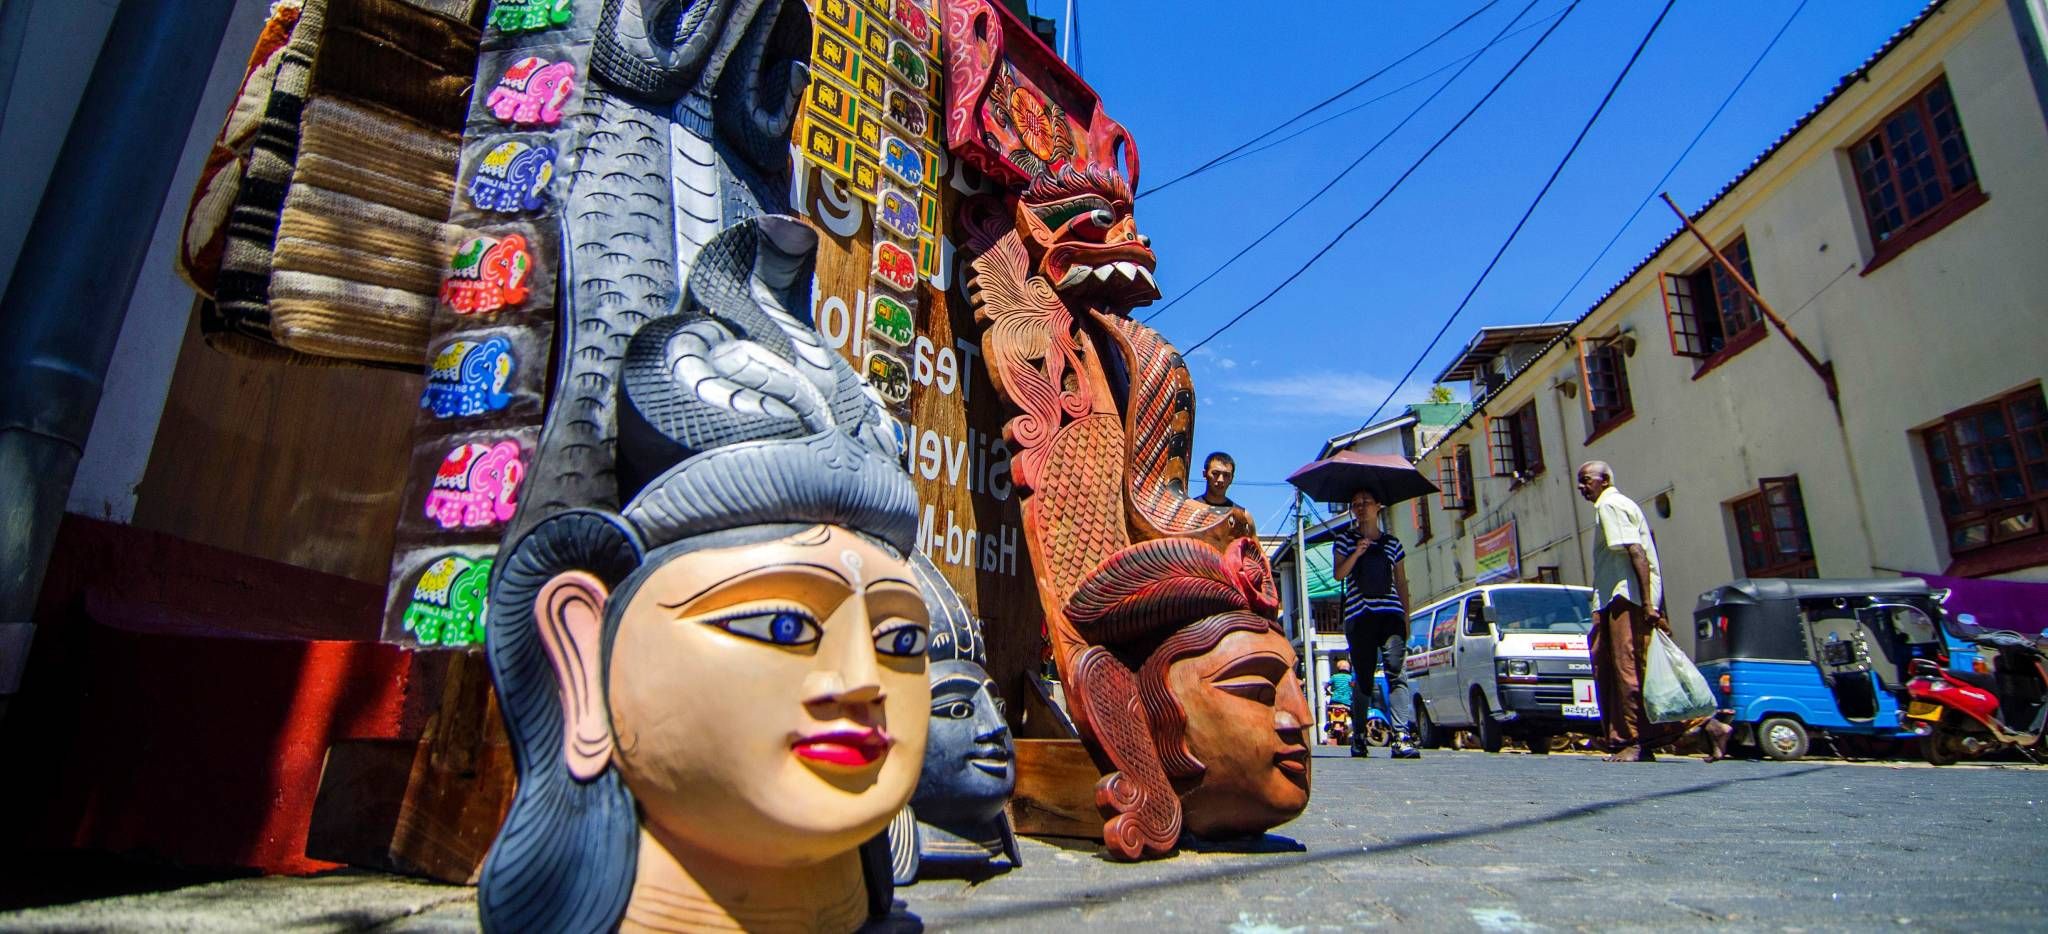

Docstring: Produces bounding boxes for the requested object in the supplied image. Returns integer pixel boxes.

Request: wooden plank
[1005,738,1105,841]
[308,653,512,884]
[132,303,422,585]
[305,739,417,869]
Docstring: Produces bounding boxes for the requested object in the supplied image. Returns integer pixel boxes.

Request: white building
[1391,0,2048,646]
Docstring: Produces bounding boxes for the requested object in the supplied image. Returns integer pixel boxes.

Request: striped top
[1334,528,1406,620]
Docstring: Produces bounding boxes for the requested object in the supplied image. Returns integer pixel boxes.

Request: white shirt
[1592,487,1661,610]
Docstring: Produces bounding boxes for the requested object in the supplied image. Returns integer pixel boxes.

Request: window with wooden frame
[1661,234,1764,363]
[1922,385,2048,557]
[1411,497,1432,544]
[1436,451,1467,512]
[1486,401,1544,480]
[1532,565,1561,584]
[1849,75,1984,266]
[1729,476,1817,578]
[1575,336,1633,439]
[1455,445,1475,514]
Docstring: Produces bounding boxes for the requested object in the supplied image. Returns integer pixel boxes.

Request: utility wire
[1140,2,1544,324]
[1137,0,1503,201]
[1179,0,1581,355]
[1353,0,1677,430]
[1208,8,1570,175]
[1536,0,1809,323]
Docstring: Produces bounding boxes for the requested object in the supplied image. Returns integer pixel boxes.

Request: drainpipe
[0,0,239,706]
[1549,373,1592,586]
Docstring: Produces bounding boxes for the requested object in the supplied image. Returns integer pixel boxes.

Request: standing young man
[1332,488,1418,759]
[1199,451,1239,509]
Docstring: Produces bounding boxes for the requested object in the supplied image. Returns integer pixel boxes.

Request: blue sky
[1027,0,1931,530]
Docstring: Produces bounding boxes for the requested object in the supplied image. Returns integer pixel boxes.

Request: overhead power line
[1136,0,1503,202]
[1205,8,1570,176]
[1178,0,1582,355]
[1536,0,1811,324]
[1140,2,1550,325]
[1352,0,1678,431]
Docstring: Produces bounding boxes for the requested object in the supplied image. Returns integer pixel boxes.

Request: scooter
[1358,703,1393,748]
[1325,703,1352,747]
[1904,627,2048,765]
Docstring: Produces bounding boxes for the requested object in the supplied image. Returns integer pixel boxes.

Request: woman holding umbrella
[1288,452,1438,760]
[1331,488,1419,759]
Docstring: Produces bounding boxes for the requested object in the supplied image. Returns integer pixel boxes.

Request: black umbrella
[1286,451,1439,506]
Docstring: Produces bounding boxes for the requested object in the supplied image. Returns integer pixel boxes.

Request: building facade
[1391,0,2048,646]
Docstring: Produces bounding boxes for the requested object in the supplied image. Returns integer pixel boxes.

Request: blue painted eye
[933,701,974,719]
[875,624,929,657]
[713,610,821,647]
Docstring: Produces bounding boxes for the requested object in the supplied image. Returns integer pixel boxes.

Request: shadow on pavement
[937,764,1832,925]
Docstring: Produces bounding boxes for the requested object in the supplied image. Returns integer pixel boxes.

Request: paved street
[5,749,2044,932]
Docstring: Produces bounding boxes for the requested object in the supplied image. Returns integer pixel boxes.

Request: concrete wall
[1392,0,2048,644]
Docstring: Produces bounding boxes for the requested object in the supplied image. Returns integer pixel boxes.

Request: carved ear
[536,571,615,780]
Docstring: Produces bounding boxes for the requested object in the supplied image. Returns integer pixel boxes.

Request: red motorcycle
[1904,626,2048,765]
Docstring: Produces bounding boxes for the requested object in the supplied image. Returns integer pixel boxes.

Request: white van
[1403,583,1600,752]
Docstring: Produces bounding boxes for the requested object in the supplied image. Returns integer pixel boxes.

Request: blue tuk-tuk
[1692,578,1951,760]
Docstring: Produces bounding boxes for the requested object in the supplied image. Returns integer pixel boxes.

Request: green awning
[1304,542,1341,600]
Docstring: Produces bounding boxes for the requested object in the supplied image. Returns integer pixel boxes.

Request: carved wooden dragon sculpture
[943,0,1291,860]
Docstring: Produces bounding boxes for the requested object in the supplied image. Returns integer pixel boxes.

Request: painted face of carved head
[605,525,932,866]
[909,658,1014,824]
[1163,620,1311,838]
[1018,166,1159,307]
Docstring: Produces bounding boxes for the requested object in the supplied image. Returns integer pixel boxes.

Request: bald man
[1576,461,1687,761]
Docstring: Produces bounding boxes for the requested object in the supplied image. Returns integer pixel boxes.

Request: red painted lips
[792,728,892,767]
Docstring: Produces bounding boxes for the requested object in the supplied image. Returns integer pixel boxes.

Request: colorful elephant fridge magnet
[440,234,535,315]
[423,440,527,530]
[868,293,914,347]
[469,141,556,213]
[877,186,920,240]
[401,554,493,647]
[873,239,918,292]
[865,348,912,405]
[487,57,577,127]
[489,0,572,34]
[421,336,517,418]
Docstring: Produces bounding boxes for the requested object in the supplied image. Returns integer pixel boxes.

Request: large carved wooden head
[1065,537,1307,839]
[479,217,929,930]
[887,552,1020,884]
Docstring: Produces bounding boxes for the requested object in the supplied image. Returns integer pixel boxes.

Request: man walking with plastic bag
[1576,462,1729,762]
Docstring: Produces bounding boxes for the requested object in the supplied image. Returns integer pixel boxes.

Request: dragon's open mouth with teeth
[1020,167,1161,309]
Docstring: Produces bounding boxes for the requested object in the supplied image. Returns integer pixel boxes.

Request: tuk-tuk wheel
[1757,717,1809,761]
[1525,733,1552,755]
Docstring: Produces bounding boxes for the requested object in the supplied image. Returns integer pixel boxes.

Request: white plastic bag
[1644,629,1716,723]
